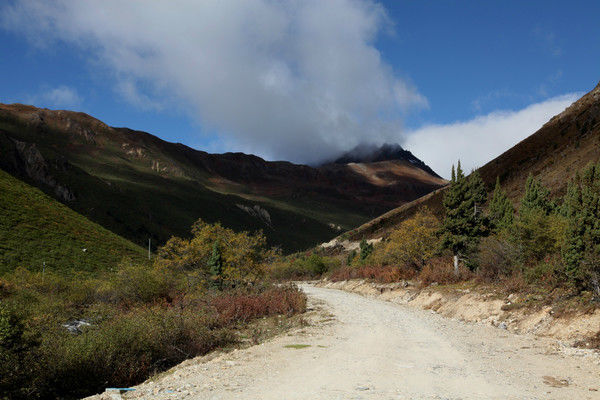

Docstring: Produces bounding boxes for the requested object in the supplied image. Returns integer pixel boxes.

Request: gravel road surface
[105,284,600,400]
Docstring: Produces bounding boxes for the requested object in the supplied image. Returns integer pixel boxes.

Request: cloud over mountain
[2,0,426,164]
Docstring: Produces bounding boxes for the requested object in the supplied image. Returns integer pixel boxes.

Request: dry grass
[329,265,416,283]
[328,257,477,287]
[418,258,472,287]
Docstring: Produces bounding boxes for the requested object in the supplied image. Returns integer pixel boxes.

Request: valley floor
[90,284,600,400]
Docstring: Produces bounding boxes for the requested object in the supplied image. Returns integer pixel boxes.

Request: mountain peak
[330,143,441,178]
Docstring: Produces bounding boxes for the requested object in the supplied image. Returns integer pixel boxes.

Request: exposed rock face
[0,134,75,202]
[236,204,272,226]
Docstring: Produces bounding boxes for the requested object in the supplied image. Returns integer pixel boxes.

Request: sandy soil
[92,284,600,400]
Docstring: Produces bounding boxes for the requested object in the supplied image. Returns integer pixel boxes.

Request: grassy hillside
[341,81,600,242]
[0,168,145,274]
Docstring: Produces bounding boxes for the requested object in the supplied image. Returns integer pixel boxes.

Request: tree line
[440,161,600,296]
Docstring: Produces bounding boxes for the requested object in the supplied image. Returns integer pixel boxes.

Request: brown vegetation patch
[418,258,472,287]
[329,265,416,284]
[573,332,600,350]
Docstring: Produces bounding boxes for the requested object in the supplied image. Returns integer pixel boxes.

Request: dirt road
[110,284,600,400]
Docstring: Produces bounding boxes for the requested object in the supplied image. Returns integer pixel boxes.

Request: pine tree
[208,240,223,289]
[520,174,554,216]
[346,250,357,266]
[359,239,373,260]
[511,175,564,264]
[440,162,489,274]
[562,163,600,294]
[489,177,514,232]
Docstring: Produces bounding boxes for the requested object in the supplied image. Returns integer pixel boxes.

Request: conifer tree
[520,174,554,215]
[208,240,223,289]
[511,175,564,264]
[440,162,489,274]
[562,163,600,294]
[489,177,514,232]
[359,238,373,260]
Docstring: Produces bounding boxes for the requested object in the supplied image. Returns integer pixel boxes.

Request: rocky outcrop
[0,133,75,202]
[14,139,76,202]
[236,204,272,226]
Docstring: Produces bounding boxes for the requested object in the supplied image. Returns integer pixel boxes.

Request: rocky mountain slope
[0,104,445,253]
[338,81,600,242]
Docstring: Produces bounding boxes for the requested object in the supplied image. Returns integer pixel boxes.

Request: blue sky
[0,1,598,176]
[379,1,599,127]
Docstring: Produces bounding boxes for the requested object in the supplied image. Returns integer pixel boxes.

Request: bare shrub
[418,257,472,287]
[211,285,307,325]
[500,270,528,293]
[476,236,519,282]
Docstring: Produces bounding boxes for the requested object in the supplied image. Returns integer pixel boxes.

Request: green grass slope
[0,168,145,274]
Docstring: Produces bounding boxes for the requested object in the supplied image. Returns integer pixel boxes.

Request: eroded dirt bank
[88,284,600,400]
[317,280,600,344]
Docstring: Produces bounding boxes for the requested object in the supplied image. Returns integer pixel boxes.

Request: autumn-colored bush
[33,305,233,399]
[329,265,416,283]
[418,257,472,287]
[156,219,272,285]
[368,209,440,269]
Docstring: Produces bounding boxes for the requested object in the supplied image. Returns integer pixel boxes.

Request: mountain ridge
[0,103,446,253]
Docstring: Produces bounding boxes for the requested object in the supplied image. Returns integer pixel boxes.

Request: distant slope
[340,81,600,242]
[0,104,445,252]
[0,169,145,274]
[478,82,600,200]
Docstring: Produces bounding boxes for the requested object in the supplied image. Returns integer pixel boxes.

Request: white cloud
[115,80,164,112]
[405,93,580,179]
[28,85,82,109]
[1,0,426,164]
